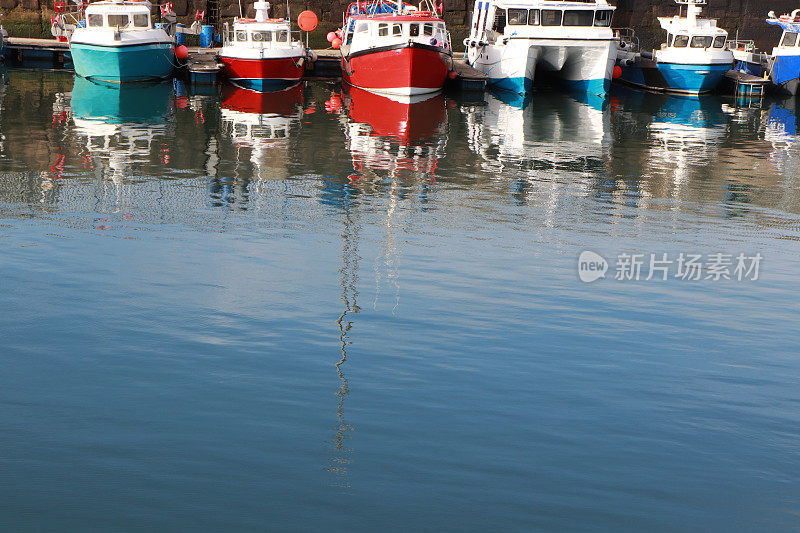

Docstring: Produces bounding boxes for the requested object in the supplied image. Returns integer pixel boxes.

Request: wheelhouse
[84,4,152,29]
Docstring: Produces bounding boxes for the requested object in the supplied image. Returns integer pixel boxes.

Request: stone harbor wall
[0,0,791,50]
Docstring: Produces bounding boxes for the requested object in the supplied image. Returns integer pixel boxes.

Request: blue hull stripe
[656,62,730,93]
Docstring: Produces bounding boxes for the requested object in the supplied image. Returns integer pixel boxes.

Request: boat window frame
[88,13,103,27]
[423,22,434,35]
[507,8,527,26]
[594,9,612,27]
[673,34,689,47]
[780,31,798,47]
[528,9,540,25]
[540,9,563,27]
[252,30,272,42]
[392,23,402,36]
[713,35,725,48]
[236,30,248,41]
[275,30,289,42]
[491,8,507,34]
[355,22,368,33]
[378,22,389,37]
[133,14,149,28]
[410,22,420,36]
[563,9,594,27]
[666,33,673,46]
[107,14,130,28]
[690,35,713,48]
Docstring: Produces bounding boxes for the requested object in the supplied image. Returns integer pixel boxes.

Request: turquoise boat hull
[71,42,174,82]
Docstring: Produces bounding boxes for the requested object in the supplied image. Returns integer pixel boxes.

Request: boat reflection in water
[64,76,174,208]
[340,85,447,188]
[762,97,800,179]
[461,88,610,204]
[217,81,304,206]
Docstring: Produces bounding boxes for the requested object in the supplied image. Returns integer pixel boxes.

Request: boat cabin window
[424,22,434,35]
[673,34,689,47]
[666,33,673,46]
[392,23,402,36]
[492,9,506,33]
[713,35,725,48]
[594,9,612,27]
[355,22,368,33]
[781,31,798,47]
[88,14,103,27]
[133,14,149,27]
[528,9,539,25]
[541,9,562,26]
[252,31,271,41]
[410,23,419,36]
[346,29,354,44]
[378,22,389,36]
[508,8,527,25]
[107,14,129,27]
[236,30,248,41]
[276,30,288,42]
[690,35,713,48]
[563,10,594,26]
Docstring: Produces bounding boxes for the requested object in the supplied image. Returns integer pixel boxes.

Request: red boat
[218,1,311,91]
[336,0,454,96]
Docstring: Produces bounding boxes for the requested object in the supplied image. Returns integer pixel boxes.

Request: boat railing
[614,27,639,51]
[726,39,755,52]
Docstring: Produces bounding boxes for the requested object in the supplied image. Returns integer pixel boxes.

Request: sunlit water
[1,70,799,530]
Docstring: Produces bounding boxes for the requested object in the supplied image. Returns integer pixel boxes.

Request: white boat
[69,0,175,82]
[616,0,733,94]
[464,0,618,95]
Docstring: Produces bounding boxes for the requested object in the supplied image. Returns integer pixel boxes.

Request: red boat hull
[219,55,304,87]
[342,44,450,95]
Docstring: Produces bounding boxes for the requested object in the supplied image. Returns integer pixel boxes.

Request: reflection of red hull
[220,82,304,115]
[342,45,449,95]
[345,85,446,143]
[219,56,304,82]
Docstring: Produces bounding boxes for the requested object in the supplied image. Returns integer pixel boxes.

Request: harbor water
[1,70,799,530]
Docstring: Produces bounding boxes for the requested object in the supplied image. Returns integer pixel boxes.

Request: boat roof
[86,0,151,13]
[348,13,444,21]
[767,18,800,32]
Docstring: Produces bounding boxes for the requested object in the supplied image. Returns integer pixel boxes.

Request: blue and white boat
[464,0,618,96]
[616,0,732,94]
[765,10,800,95]
[70,0,175,82]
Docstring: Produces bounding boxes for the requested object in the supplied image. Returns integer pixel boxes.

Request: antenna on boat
[237,0,242,18]
[286,0,291,22]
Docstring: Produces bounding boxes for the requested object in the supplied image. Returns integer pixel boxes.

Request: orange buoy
[612,65,622,79]
[332,37,342,49]
[326,31,336,42]
[297,10,318,32]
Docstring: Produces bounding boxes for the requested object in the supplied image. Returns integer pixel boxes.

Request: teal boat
[69,0,175,82]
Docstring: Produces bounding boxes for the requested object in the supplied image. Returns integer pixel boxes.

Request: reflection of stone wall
[1,0,791,48]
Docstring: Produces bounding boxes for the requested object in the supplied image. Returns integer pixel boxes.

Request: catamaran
[464,0,618,95]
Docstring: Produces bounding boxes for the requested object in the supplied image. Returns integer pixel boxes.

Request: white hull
[467,37,617,94]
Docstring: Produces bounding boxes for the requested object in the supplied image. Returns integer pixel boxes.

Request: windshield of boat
[781,32,798,47]
[673,35,689,47]
[690,35,713,48]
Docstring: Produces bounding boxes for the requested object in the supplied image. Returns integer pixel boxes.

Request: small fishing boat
[219,1,313,90]
[336,0,454,96]
[464,0,618,96]
[69,0,175,82]
[765,10,800,94]
[615,0,732,94]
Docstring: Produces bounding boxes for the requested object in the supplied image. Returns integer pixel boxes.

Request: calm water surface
[1,70,799,530]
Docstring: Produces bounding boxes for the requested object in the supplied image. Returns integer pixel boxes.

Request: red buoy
[448,70,457,79]
[297,10,318,32]
[326,31,336,43]
[612,65,622,79]
[331,37,342,49]
[175,45,189,60]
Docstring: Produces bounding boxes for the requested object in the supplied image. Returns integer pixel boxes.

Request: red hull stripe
[342,46,448,91]
[220,56,304,81]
